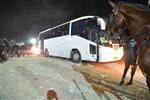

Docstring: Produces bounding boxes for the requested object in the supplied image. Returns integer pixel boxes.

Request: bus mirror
[97,18,106,30]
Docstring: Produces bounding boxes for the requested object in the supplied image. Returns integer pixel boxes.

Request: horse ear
[108,0,116,8]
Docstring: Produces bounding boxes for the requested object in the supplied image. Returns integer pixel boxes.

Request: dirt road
[0,56,149,100]
[75,60,150,100]
[0,56,99,100]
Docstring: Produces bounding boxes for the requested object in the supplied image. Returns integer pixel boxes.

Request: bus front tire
[71,50,81,63]
[45,49,49,57]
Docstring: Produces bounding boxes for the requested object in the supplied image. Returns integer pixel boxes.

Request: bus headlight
[31,46,41,55]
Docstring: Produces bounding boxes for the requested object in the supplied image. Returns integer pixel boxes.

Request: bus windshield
[71,18,109,46]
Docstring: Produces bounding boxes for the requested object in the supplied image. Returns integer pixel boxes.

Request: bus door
[95,32,99,62]
[88,29,99,62]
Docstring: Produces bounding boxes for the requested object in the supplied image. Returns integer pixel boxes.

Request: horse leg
[127,65,137,85]
[120,62,130,85]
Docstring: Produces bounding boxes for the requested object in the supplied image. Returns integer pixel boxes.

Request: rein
[107,2,123,34]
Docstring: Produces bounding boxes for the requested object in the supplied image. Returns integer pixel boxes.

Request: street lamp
[30,38,36,45]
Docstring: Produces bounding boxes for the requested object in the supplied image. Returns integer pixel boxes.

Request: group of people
[0,39,22,63]
[0,39,8,62]
[0,38,33,63]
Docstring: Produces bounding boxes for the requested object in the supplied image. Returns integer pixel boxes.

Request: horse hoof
[120,81,124,85]
[127,82,132,85]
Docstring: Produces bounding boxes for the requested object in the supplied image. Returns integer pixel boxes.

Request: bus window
[61,23,69,36]
[71,19,89,39]
[86,20,100,43]
[39,23,69,40]
[55,23,69,37]
[87,28,96,42]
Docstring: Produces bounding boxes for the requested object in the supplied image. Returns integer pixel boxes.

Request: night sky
[0,0,148,42]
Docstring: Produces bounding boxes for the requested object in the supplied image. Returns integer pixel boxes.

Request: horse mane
[118,1,150,12]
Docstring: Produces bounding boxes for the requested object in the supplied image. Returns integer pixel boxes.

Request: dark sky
[0,0,148,42]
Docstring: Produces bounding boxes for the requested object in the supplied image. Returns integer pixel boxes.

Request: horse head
[107,1,127,39]
[106,1,128,44]
[107,0,150,44]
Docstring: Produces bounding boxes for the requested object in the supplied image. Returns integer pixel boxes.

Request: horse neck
[119,6,140,32]
[119,5,149,45]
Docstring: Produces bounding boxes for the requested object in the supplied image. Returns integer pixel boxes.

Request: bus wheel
[45,49,49,57]
[71,50,81,63]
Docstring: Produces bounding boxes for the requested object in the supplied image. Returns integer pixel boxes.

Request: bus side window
[71,20,88,39]
[43,31,51,39]
[62,24,69,35]
[56,23,69,36]
[57,28,61,37]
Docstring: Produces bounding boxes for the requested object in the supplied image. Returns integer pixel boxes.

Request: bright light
[99,45,124,62]
[30,38,36,44]
[109,40,112,44]
[31,46,41,55]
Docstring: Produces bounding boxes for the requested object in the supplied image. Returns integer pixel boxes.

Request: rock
[104,91,118,100]
[101,80,106,84]
[120,96,131,100]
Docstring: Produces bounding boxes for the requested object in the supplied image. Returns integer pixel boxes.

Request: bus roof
[39,16,104,35]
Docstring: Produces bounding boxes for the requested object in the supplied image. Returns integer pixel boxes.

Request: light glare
[30,38,36,44]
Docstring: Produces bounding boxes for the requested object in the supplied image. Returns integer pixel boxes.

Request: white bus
[38,16,123,63]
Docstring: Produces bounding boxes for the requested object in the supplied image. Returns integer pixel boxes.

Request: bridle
[107,2,127,40]
[107,2,121,30]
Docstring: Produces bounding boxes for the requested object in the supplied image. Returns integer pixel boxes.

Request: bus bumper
[98,46,124,62]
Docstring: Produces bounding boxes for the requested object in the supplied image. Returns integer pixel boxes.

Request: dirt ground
[1,56,100,100]
[73,60,150,100]
[1,56,150,100]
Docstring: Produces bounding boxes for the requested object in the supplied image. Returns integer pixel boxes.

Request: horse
[107,1,150,93]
